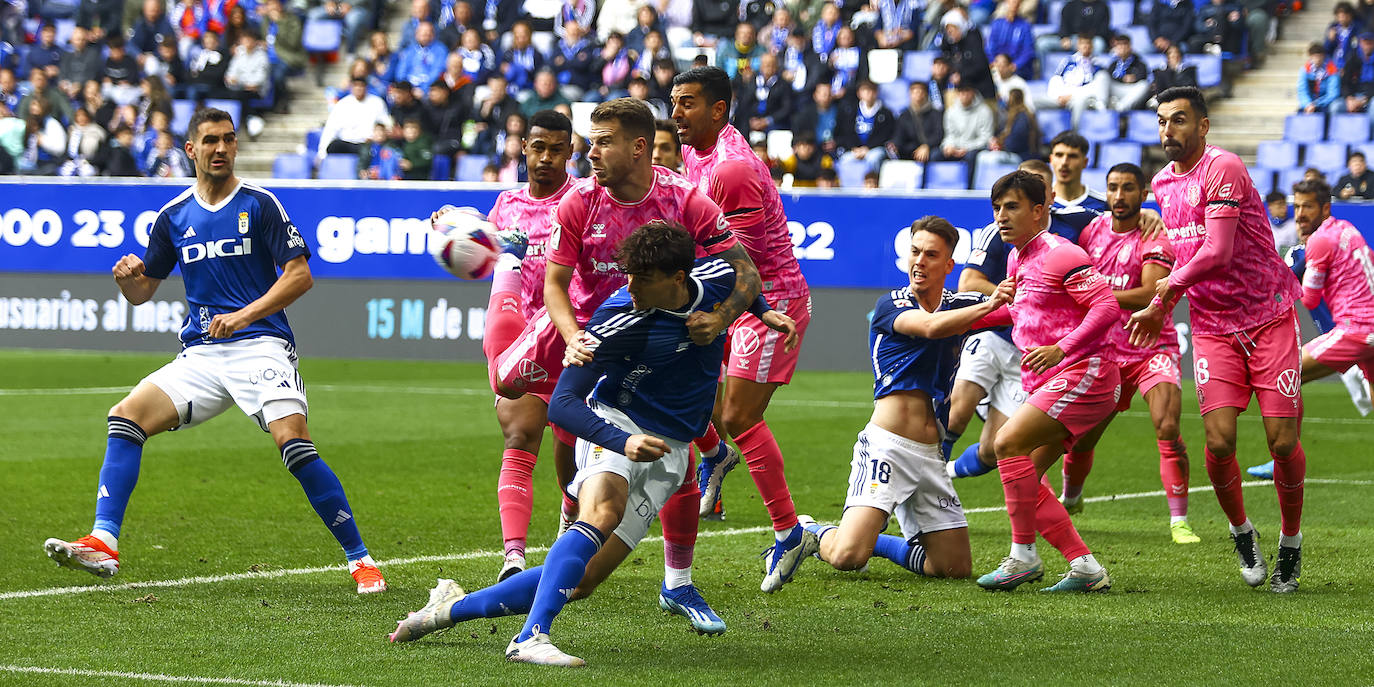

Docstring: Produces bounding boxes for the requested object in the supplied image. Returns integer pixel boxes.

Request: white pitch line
[1,526,771,602]
[0,665,368,687]
[959,477,1372,514]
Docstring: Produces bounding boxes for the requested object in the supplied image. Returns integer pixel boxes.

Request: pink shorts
[725,294,812,384]
[1192,307,1303,417]
[1026,357,1122,446]
[490,307,565,397]
[1115,352,1182,412]
[1304,326,1374,378]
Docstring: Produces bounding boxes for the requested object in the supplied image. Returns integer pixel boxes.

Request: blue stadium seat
[1109,0,1135,28]
[836,156,869,188]
[302,18,343,53]
[972,159,1019,190]
[1328,113,1370,143]
[204,99,242,126]
[1081,167,1108,191]
[1186,54,1222,88]
[1142,53,1167,71]
[1121,26,1151,53]
[879,80,910,113]
[902,51,937,82]
[924,161,969,190]
[1353,142,1374,162]
[272,154,312,179]
[305,128,323,160]
[317,154,359,180]
[877,160,924,190]
[1046,0,1068,23]
[456,154,489,181]
[171,99,196,137]
[1255,140,1299,170]
[1039,108,1073,140]
[1097,140,1143,166]
[1042,52,1071,80]
[430,152,453,181]
[1306,141,1349,171]
[1283,114,1325,143]
[1277,167,1308,194]
[1125,110,1157,145]
[1248,167,1275,195]
[1078,110,1121,142]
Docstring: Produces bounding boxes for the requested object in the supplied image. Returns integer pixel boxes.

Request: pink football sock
[734,421,798,531]
[497,448,537,555]
[1061,450,1094,501]
[1158,439,1190,517]
[1036,480,1091,561]
[1204,448,1248,527]
[1273,442,1306,537]
[998,455,1038,546]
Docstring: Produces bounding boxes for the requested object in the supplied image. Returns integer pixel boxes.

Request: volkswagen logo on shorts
[732,327,762,356]
[1277,369,1300,398]
[1148,354,1172,374]
[518,360,548,384]
[1044,377,1069,393]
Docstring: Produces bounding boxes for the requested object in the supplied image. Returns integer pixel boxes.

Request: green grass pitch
[1,349,1372,686]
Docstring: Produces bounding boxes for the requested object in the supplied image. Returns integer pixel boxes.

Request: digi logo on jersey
[182,238,252,264]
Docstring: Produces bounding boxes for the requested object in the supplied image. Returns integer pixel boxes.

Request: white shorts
[142,337,308,432]
[566,402,690,550]
[954,331,1026,417]
[845,423,967,540]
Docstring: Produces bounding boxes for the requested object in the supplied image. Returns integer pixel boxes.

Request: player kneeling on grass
[42,108,385,594]
[801,217,1007,579]
[390,222,787,666]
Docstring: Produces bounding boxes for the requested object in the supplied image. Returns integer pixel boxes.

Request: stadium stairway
[235,69,346,179]
[1206,0,1340,164]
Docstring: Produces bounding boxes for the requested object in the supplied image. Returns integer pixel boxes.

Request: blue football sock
[450,566,543,623]
[952,443,996,478]
[93,417,147,539]
[873,534,928,576]
[283,439,367,560]
[517,521,604,642]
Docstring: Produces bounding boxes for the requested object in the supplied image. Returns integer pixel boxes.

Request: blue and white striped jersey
[869,287,987,403]
[142,181,310,348]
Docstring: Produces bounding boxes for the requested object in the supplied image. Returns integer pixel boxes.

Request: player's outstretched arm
[112,253,162,305]
[759,309,799,352]
[207,256,312,339]
[547,362,634,455]
[1136,208,1166,240]
[686,243,761,345]
[893,292,1007,339]
[958,267,999,296]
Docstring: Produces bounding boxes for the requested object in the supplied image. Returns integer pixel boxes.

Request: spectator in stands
[0,103,21,174]
[437,1,474,49]
[20,70,72,125]
[892,80,943,163]
[96,124,140,175]
[1327,2,1363,69]
[80,79,115,128]
[594,32,635,100]
[482,0,524,46]
[1148,0,1195,55]
[19,97,66,174]
[59,106,104,176]
[398,116,433,180]
[472,73,518,154]
[651,117,681,170]
[1189,0,1245,55]
[1239,0,1271,63]
[318,76,393,160]
[828,25,862,99]
[359,122,401,179]
[139,75,174,123]
[521,68,571,118]
[187,31,230,101]
[1340,31,1374,116]
[456,29,496,84]
[793,80,840,156]
[1265,191,1298,250]
[396,22,448,91]
[222,5,255,51]
[874,0,921,51]
[940,82,994,162]
[815,167,839,187]
[985,0,1035,80]
[59,26,103,99]
[1043,34,1108,126]
[134,108,172,163]
[1304,167,1327,183]
[495,134,526,181]
[863,170,880,188]
[942,10,996,100]
[718,22,766,78]
[778,131,830,186]
[551,20,597,100]
[735,53,792,134]
[810,1,842,60]
[148,38,190,98]
[147,129,191,176]
[22,23,63,80]
[307,0,372,55]
[1335,150,1374,199]
[0,68,18,112]
[102,35,143,105]
[992,86,1039,160]
[387,80,424,132]
[502,20,546,94]
[129,0,177,57]
[739,0,779,30]
[1149,43,1197,105]
[368,31,398,84]
[1105,34,1150,111]
[559,0,597,39]
[399,0,437,50]
[780,31,822,97]
[991,52,1034,111]
[760,6,795,53]
[634,29,672,78]
[481,162,500,181]
[928,56,951,109]
[226,29,271,120]
[1039,0,1112,56]
[260,0,303,110]
[836,80,895,173]
[425,80,467,158]
[1299,42,1342,114]
[624,4,663,53]
[78,0,125,40]
[624,76,662,118]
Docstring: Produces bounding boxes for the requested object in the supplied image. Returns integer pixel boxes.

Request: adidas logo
[182,226,197,239]
[97,485,110,498]
[332,509,353,526]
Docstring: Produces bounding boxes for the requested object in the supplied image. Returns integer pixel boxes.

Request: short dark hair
[1018,158,1051,178]
[529,109,574,138]
[653,118,680,146]
[1336,1,1356,15]
[1265,191,1287,204]
[1106,162,1147,188]
[672,66,733,107]
[1048,131,1089,155]
[1351,151,1367,162]
[615,221,695,276]
[1293,177,1333,200]
[1156,85,1208,119]
[186,107,235,139]
[105,33,125,49]
[910,216,960,254]
[590,97,656,145]
[1308,41,1326,55]
[991,169,1047,207]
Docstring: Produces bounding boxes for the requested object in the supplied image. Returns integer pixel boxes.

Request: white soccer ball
[430,207,501,280]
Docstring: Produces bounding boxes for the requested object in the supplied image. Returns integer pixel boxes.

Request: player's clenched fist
[112,254,145,282]
[624,434,669,462]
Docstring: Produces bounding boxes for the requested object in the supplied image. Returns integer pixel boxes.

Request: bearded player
[670,66,819,592]
[1129,86,1305,593]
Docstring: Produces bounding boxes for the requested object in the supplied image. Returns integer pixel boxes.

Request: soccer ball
[430,207,501,280]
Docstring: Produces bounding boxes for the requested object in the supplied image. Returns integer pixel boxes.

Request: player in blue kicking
[389,222,791,666]
[800,217,1007,579]
[41,108,386,594]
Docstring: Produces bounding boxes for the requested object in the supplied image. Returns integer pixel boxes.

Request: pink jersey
[1006,231,1123,391]
[487,177,574,320]
[1078,213,1181,360]
[682,125,809,300]
[549,167,737,323]
[1152,145,1302,335]
[1302,215,1374,328]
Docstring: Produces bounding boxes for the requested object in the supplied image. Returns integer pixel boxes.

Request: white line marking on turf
[960,477,1372,514]
[1,526,772,602]
[0,665,367,687]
